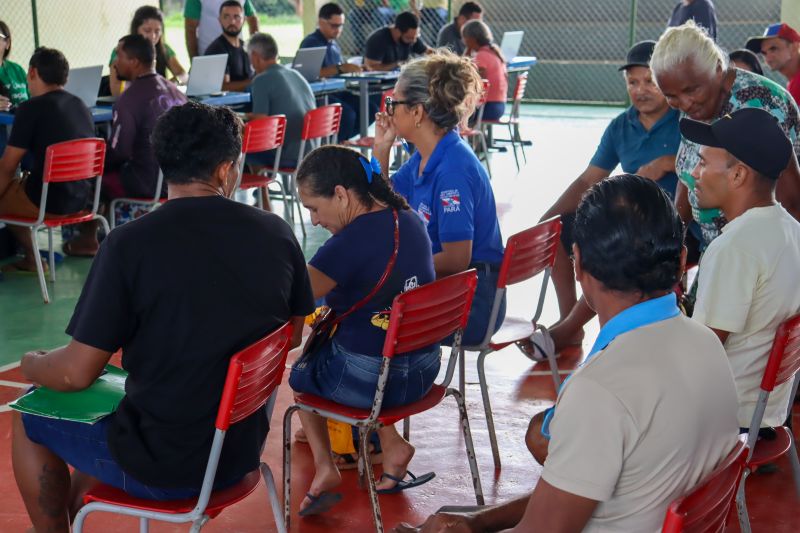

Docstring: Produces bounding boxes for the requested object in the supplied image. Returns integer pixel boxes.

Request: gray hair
[461,19,492,46]
[395,50,482,131]
[650,20,727,80]
[247,32,278,60]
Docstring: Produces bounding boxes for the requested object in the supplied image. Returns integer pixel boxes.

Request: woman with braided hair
[288,144,439,515]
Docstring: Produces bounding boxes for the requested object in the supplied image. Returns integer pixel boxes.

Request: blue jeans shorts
[289,340,441,410]
[22,413,212,500]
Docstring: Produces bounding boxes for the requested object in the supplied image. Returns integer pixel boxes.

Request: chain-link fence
[4,0,158,75]
[335,0,785,104]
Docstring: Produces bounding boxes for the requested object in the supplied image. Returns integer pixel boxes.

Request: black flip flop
[298,491,343,516]
[376,470,436,494]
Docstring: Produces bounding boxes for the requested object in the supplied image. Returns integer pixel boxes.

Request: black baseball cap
[619,40,656,71]
[679,108,792,180]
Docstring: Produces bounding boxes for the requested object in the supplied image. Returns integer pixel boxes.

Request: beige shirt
[694,204,800,427]
[542,315,739,532]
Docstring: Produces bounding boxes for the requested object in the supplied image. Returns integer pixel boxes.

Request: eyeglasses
[385,96,413,116]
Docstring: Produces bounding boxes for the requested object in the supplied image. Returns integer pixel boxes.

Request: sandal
[298,491,342,516]
[332,448,384,470]
[375,470,436,494]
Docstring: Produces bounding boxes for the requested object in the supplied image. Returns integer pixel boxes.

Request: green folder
[9,365,127,424]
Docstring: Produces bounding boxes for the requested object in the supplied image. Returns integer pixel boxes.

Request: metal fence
[335,0,784,105]
[4,0,158,75]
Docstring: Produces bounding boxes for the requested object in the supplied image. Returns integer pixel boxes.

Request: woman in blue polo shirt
[374,51,506,346]
[288,145,439,515]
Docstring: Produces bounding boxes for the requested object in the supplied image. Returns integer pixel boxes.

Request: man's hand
[394,513,477,533]
[635,154,675,181]
[340,63,363,74]
[0,96,11,112]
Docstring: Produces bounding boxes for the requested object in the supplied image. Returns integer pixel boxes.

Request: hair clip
[359,155,382,184]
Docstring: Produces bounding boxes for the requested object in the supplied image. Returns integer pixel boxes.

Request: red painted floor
[0,346,798,532]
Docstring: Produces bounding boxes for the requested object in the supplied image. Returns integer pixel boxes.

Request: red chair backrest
[301,104,342,141]
[382,270,478,357]
[761,313,800,391]
[215,322,294,430]
[379,88,394,114]
[497,216,562,289]
[43,138,106,183]
[661,439,748,533]
[512,72,528,103]
[242,115,287,154]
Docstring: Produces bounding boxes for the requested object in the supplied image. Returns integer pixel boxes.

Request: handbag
[300,208,401,359]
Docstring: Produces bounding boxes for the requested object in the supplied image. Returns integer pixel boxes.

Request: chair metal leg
[139,517,150,533]
[189,515,208,533]
[449,388,484,505]
[282,405,298,530]
[736,470,752,533]
[515,123,528,164]
[788,432,800,496]
[477,349,501,470]
[359,426,384,532]
[30,227,49,303]
[260,462,287,533]
[402,417,410,441]
[47,228,55,283]
[479,133,492,179]
[507,123,520,170]
[292,175,306,238]
[547,350,561,392]
[96,215,111,237]
[458,348,466,397]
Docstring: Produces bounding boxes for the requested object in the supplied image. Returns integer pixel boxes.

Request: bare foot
[548,322,584,351]
[375,438,415,491]
[1,258,47,273]
[300,463,342,513]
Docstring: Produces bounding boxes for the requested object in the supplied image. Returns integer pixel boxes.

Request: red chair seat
[294,384,448,426]
[277,166,297,174]
[239,173,279,189]
[2,210,95,228]
[83,469,261,519]
[747,426,793,468]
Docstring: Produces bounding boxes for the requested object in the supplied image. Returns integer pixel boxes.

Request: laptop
[500,31,524,60]
[186,54,228,97]
[292,47,327,82]
[63,65,103,107]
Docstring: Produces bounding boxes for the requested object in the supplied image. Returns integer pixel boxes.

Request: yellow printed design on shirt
[370,309,392,331]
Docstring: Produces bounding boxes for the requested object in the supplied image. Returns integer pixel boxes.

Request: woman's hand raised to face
[374,111,397,153]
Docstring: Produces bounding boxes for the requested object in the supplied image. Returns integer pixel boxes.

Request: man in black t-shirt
[11,101,315,533]
[204,0,254,91]
[364,11,431,71]
[0,47,94,272]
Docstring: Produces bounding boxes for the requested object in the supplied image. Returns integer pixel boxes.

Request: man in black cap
[683,107,800,431]
[521,40,683,361]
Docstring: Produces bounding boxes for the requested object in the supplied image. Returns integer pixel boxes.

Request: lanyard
[540,293,680,439]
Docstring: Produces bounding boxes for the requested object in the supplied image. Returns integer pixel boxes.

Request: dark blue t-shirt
[392,130,505,265]
[299,29,343,67]
[590,106,681,199]
[309,208,435,355]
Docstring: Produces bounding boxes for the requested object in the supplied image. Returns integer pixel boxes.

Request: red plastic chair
[0,138,108,303]
[661,439,748,533]
[481,72,529,171]
[278,104,342,238]
[72,321,294,533]
[460,216,562,469]
[283,270,483,532]
[460,79,492,178]
[236,115,288,212]
[735,313,800,533]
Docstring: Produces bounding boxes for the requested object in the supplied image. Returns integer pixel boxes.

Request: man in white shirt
[682,107,800,429]
[397,175,740,533]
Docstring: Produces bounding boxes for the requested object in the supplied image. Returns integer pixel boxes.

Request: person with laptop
[185,0,259,58]
[64,35,187,256]
[436,1,483,56]
[247,33,315,175]
[0,47,94,273]
[395,175,740,533]
[299,2,368,141]
[364,11,431,72]
[204,0,254,92]
[682,108,800,431]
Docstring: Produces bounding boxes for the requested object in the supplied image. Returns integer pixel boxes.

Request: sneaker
[517,324,557,362]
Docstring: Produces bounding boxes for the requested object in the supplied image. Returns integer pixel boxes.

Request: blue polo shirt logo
[440,189,461,213]
[416,202,432,225]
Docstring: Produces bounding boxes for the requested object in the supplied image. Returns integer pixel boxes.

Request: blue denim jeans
[289,340,441,410]
[21,413,238,500]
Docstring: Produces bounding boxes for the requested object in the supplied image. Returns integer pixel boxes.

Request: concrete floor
[0,104,798,532]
